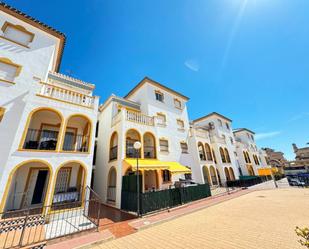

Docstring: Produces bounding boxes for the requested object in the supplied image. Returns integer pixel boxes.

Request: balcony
[62,134,90,152]
[125,110,154,126]
[23,129,58,150]
[37,82,95,109]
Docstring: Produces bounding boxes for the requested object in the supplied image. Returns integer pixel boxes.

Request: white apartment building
[234,128,272,178]
[94,77,193,208]
[0,4,99,213]
[189,113,240,187]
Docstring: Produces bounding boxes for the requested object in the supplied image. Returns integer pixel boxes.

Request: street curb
[73,234,115,249]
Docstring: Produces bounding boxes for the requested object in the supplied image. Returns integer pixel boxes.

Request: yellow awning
[258,168,272,176]
[124,159,191,174]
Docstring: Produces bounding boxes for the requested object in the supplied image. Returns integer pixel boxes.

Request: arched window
[247,165,255,176]
[212,149,217,164]
[21,108,63,151]
[205,143,213,161]
[198,142,206,161]
[109,132,118,161]
[246,152,251,163]
[224,148,231,163]
[63,114,92,152]
[224,167,231,181]
[229,167,235,180]
[202,166,211,185]
[143,132,156,159]
[107,167,117,202]
[209,166,218,185]
[243,151,248,163]
[220,147,226,163]
[126,129,141,158]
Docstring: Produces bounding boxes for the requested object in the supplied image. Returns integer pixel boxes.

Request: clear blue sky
[7,0,309,159]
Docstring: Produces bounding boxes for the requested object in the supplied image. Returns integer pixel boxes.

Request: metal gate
[0,186,101,248]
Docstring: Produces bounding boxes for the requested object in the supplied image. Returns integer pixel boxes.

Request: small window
[177,119,185,129]
[0,107,5,122]
[218,119,223,127]
[1,22,34,47]
[155,91,164,102]
[0,58,21,83]
[159,139,169,152]
[230,137,234,144]
[251,134,254,141]
[226,122,230,130]
[247,133,250,139]
[157,113,166,126]
[180,142,188,153]
[174,98,182,109]
[162,170,171,182]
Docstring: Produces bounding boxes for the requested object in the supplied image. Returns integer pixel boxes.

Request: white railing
[125,110,154,126]
[38,82,95,108]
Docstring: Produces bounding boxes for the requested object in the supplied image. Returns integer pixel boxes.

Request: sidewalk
[46,188,251,249]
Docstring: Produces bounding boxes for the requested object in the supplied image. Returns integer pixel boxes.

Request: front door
[31,170,48,205]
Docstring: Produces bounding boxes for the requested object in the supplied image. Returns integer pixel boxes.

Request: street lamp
[134,141,142,216]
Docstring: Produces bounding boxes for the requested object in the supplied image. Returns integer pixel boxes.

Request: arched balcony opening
[219,147,226,163]
[212,149,217,164]
[205,143,213,161]
[143,132,156,159]
[246,152,251,163]
[109,132,118,161]
[21,108,63,151]
[52,161,86,208]
[224,148,231,163]
[216,169,222,186]
[107,167,117,203]
[229,167,235,180]
[224,167,231,181]
[202,166,211,185]
[198,142,206,161]
[247,165,255,176]
[126,129,141,158]
[209,166,218,185]
[62,115,92,152]
[3,160,52,213]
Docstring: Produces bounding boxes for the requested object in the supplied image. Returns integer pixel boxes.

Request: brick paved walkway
[91,188,309,249]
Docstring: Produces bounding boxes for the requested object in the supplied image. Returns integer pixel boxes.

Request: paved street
[92,188,309,249]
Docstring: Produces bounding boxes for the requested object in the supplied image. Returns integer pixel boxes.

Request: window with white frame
[155,91,164,102]
[1,22,34,47]
[159,139,169,152]
[174,98,182,109]
[177,119,185,129]
[226,122,230,130]
[180,142,188,153]
[0,59,20,83]
[156,113,166,126]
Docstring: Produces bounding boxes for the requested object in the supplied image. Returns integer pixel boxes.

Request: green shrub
[296,227,309,248]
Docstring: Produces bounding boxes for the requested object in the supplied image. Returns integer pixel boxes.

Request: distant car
[288,178,305,187]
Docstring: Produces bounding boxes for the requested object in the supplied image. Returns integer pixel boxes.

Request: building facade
[94,78,192,208]
[262,147,287,174]
[189,113,239,187]
[0,4,99,213]
[285,144,309,178]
